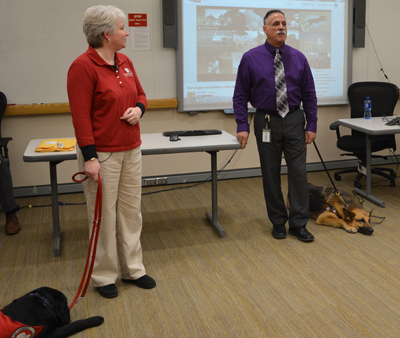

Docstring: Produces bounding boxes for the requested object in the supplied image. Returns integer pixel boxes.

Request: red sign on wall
[128,13,147,27]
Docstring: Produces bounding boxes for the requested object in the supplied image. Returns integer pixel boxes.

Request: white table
[337,117,400,207]
[23,132,241,255]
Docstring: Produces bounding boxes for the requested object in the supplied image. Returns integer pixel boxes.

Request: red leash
[69,172,102,309]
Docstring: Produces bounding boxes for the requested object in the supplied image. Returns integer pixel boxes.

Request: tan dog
[305,184,373,235]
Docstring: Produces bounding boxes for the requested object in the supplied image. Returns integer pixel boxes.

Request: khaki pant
[78,147,146,287]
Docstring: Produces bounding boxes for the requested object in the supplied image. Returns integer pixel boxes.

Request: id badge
[262,129,271,143]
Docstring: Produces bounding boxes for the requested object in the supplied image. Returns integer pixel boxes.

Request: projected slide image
[286,12,300,30]
[299,10,331,32]
[197,29,235,81]
[196,6,266,82]
[233,31,265,52]
[197,7,265,31]
[179,0,349,111]
[197,51,235,81]
[197,30,233,44]
[195,7,333,84]
[286,30,300,50]
[300,32,331,69]
[299,10,331,69]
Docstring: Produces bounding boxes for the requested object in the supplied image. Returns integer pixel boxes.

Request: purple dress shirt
[233,40,318,133]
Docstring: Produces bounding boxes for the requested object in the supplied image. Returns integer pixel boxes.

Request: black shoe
[288,227,314,242]
[96,284,118,298]
[122,275,156,289]
[271,224,287,239]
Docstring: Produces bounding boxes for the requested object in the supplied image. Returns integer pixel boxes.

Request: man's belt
[257,106,300,115]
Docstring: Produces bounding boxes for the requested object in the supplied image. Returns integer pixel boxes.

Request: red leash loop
[69,172,102,309]
[72,171,89,183]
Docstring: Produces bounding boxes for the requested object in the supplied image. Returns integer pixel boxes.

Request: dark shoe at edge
[288,226,314,242]
[96,284,118,298]
[271,224,287,239]
[5,214,21,235]
[122,275,156,289]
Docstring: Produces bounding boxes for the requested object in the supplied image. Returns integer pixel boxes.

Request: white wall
[2,0,400,188]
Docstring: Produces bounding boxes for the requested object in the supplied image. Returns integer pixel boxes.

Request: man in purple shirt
[233,9,317,242]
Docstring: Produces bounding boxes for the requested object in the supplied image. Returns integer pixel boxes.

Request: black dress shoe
[288,227,314,242]
[96,284,118,298]
[122,275,156,289]
[271,224,287,239]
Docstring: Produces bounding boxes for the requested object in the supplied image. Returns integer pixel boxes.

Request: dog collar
[29,292,57,322]
[324,204,342,219]
[29,292,52,307]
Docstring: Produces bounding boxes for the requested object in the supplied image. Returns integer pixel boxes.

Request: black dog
[0,287,104,338]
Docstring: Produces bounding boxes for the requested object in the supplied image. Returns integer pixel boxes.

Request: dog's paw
[90,316,105,326]
[344,227,357,233]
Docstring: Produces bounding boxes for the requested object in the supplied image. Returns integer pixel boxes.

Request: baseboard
[14,182,84,198]
[13,156,399,198]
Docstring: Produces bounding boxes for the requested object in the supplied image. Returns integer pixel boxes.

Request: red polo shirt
[67,46,147,152]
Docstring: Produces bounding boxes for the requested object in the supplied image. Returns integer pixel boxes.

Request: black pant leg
[281,110,310,228]
[0,157,17,213]
[254,112,288,226]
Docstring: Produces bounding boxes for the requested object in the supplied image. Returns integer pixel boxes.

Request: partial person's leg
[116,147,146,280]
[254,112,288,227]
[77,149,121,287]
[281,110,309,229]
[0,157,21,234]
[0,157,18,213]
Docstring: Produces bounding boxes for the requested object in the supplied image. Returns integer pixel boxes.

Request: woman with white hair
[67,5,155,298]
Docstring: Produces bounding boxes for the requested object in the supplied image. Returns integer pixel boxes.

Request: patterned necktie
[274,48,289,118]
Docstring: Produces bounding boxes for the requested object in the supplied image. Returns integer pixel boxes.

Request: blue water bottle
[364,96,372,119]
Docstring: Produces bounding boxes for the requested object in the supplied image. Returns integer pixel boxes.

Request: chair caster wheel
[334,173,341,181]
[354,182,362,189]
[390,181,396,187]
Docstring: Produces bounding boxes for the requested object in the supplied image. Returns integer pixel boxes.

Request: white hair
[83,5,126,48]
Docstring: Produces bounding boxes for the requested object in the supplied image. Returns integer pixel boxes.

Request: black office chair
[0,91,13,159]
[330,81,398,188]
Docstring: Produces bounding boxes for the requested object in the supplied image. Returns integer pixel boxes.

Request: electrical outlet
[156,177,168,185]
[144,178,156,186]
[144,177,168,186]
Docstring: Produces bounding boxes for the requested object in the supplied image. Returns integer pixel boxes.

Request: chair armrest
[0,137,12,159]
[329,121,339,130]
[329,121,341,139]
[0,137,12,146]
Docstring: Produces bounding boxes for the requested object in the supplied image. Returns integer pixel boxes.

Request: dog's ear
[342,208,355,221]
[54,303,71,327]
[49,290,71,327]
[369,209,374,218]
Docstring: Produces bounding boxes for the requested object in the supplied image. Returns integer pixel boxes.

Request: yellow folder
[35,138,76,152]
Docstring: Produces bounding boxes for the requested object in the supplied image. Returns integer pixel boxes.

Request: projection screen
[176,0,352,113]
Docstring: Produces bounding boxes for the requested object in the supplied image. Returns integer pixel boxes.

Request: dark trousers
[254,109,309,229]
[0,157,18,213]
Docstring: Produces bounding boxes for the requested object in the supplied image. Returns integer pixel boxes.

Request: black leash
[312,141,348,207]
[312,141,386,225]
[312,141,337,190]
